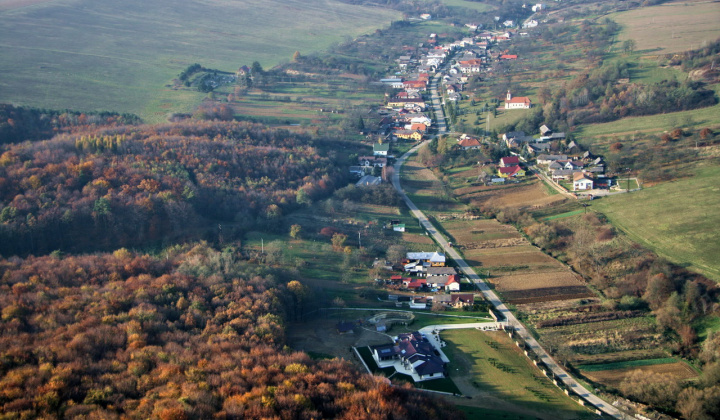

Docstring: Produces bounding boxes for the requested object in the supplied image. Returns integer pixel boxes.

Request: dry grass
[463,180,565,209]
[611,1,720,55]
[582,362,697,389]
[402,232,434,244]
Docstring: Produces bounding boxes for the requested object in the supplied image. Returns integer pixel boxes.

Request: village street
[391,142,629,419]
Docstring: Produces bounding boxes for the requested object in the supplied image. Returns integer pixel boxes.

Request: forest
[0,244,455,418]
[0,121,346,256]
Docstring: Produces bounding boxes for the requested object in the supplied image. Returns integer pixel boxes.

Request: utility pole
[358,231,362,249]
[261,238,264,254]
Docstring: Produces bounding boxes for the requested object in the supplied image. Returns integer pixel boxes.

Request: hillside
[0,0,399,122]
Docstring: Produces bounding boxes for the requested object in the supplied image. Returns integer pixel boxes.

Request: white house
[573,172,594,191]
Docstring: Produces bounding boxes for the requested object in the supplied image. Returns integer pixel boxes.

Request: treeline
[524,62,717,134]
[0,121,346,256]
[0,104,141,145]
[0,244,457,419]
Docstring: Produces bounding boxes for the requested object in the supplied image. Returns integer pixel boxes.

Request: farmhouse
[393,130,423,141]
[458,137,482,150]
[371,331,447,381]
[499,156,520,167]
[427,275,461,291]
[537,154,568,165]
[504,91,532,109]
[498,166,525,178]
[358,156,386,168]
[373,142,390,156]
[573,172,594,191]
[426,266,457,276]
[406,252,446,267]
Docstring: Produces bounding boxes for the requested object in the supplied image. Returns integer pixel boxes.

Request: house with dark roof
[370,331,447,381]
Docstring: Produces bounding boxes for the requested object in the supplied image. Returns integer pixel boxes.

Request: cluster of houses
[374,251,479,310]
[371,331,447,381]
[498,125,609,191]
[538,152,608,191]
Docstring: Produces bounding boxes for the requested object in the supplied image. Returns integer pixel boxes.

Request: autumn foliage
[0,244,455,418]
[0,121,343,255]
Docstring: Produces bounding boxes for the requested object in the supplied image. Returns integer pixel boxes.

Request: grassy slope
[609,1,720,55]
[0,0,398,122]
[443,330,595,419]
[592,165,720,282]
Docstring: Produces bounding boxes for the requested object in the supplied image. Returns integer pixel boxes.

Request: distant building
[505,91,532,109]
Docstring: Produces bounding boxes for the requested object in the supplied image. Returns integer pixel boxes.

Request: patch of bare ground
[581,363,697,389]
[464,180,566,209]
[402,232,434,244]
[491,271,593,304]
[287,317,392,367]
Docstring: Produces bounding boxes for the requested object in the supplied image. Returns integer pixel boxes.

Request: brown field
[611,1,720,55]
[402,232,434,244]
[581,362,697,389]
[462,180,566,209]
[470,251,561,268]
[491,271,592,304]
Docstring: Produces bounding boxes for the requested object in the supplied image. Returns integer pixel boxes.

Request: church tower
[506,90,512,101]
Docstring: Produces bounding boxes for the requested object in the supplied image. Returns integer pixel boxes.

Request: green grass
[577,357,678,372]
[542,209,584,221]
[438,0,494,13]
[443,330,595,418]
[0,0,399,122]
[592,165,720,282]
[577,85,720,139]
[694,315,720,341]
[457,405,539,420]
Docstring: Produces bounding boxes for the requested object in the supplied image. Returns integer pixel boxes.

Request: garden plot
[462,180,566,209]
[491,272,593,304]
[581,361,697,389]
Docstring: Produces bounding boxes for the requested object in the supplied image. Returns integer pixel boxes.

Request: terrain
[0,0,399,121]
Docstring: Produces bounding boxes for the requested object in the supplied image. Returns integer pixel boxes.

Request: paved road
[391,146,628,419]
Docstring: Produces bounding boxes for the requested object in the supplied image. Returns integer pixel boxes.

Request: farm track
[392,142,629,419]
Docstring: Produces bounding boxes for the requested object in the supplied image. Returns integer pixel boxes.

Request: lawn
[592,165,720,282]
[442,330,595,419]
[0,0,399,122]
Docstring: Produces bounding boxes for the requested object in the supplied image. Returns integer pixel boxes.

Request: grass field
[592,165,720,282]
[577,86,720,140]
[439,0,494,13]
[577,357,678,372]
[443,330,595,419]
[610,1,720,55]
[0,0,398,122]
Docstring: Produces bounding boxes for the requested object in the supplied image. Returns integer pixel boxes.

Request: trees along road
[390,76,628,419]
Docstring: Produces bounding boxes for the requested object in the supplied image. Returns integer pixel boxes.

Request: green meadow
[0,0,399,122]
[592,165,720,282]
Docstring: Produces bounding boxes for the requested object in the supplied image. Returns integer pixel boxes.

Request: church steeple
[506,90,512,101]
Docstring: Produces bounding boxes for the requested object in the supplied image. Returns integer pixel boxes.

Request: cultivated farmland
[0,0,399,121]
